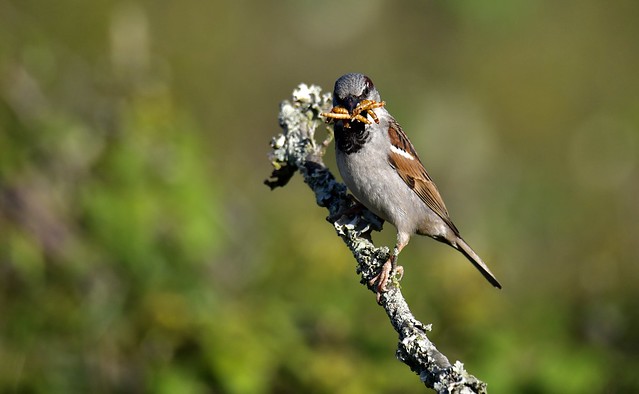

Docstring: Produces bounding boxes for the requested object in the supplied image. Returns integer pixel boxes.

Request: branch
[265,84,488,394]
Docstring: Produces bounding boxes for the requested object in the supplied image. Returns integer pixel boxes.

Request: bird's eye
[362,76,374,97]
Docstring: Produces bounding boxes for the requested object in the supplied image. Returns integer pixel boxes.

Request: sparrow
[322,73,501,298]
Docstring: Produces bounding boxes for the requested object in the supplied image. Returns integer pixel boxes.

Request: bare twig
[265,84,488,394]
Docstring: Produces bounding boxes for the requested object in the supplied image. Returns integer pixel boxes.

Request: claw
[369,255,403,304]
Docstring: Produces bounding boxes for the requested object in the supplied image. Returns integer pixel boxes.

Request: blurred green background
[1,0,638,393]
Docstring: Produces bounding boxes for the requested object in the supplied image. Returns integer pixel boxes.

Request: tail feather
[454,237,502,289]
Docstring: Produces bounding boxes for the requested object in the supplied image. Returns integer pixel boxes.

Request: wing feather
[387,121,459,234]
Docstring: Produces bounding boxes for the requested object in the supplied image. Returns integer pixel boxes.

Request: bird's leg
[370,237,407,303]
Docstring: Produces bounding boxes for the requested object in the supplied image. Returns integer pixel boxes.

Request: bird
[322,73,501,298]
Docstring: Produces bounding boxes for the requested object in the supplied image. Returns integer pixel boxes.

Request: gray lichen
[265,83,489,394]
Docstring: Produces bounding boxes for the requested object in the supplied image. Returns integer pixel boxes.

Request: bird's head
[333,73,381,112]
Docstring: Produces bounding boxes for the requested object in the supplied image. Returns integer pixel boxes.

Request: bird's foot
[369,256,403,303]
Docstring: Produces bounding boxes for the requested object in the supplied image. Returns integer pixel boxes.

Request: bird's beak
[343,95,359,113]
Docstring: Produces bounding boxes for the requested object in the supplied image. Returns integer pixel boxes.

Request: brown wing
[387,121,459,234]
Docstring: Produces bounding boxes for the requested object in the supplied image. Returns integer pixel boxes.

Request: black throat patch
[334,121,370,154]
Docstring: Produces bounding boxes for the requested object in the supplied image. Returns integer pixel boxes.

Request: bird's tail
[454,237,502,289]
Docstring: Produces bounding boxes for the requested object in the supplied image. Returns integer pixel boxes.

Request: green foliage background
[1,1,638,392]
